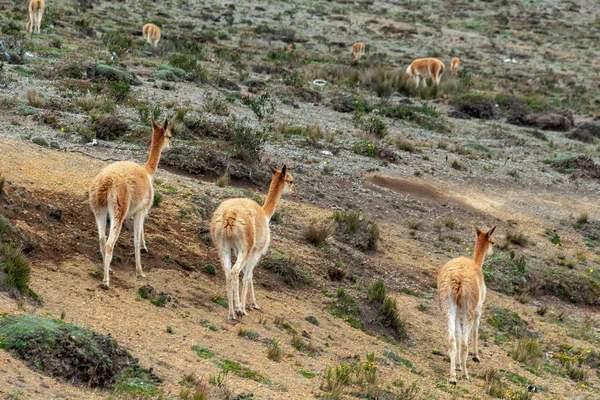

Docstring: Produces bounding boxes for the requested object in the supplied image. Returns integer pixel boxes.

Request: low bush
[333,210,380,251]
[0,315,158,388]
[0,243,31,295]
[93,116,129,141]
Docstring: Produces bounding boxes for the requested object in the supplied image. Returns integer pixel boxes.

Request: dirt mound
[548,155,600,178]
[0,315,138,387]
[566,122,600,143]
[452,94,497,119]
[162,144,269,183]
[507,111,574,131]
[367,175,442,202]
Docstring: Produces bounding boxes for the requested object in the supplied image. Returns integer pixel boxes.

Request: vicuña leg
[455,312,463,371]
[102,215,125,289]
[241,253,263,311]
[133,212,146,278]
[94,209,108,261]
[231,251,249,317]
[414,76,420,88]
[460,313,475,380]
[219,247,236,319]
[472,308,482,362]
[447,303,458,385]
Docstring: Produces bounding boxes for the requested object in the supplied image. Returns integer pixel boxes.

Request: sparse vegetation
[0,244,33,297]
[304,221,334,246]
[332,210,380,251]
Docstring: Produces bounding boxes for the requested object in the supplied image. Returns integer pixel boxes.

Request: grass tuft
[304,221,334,245]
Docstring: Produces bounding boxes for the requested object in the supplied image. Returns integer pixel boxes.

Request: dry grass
[25,88,44,108]
[506,231,529,247]
[304,221,334,245]
[512,338,542,366]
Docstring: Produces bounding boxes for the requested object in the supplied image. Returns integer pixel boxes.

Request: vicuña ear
[473,224,482,235]
[270,166,278,175]
[151,117,158,130]
[281,165,287,177]
[162,118,169,132]
[487,225,497,239]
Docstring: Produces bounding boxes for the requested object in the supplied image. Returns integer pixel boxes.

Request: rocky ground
[0,0,599,399]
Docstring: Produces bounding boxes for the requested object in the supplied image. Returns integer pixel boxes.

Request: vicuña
[404,57,445,88]
[451,57,460,74]
[210,165,296,320]
[351,42,365,60]
[89,117,172,289]
[437,225,496,384]
[26,0,45,34]
[142,23,161,48]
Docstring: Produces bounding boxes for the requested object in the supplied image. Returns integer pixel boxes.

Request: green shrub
[153,191,163,207]
[227,117,269,161]
[108,80,131,102]
[267,339,282,361]
[241,92,275,121]
[170,54,207,83]
[332,210,380,251]
[203,264,216,275]
[0,243,31,294]
[378,297,407,339]
[367,280,386,304]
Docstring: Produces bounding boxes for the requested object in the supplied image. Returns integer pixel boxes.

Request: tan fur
[26,0,45,34]
[210,165,296,320]
[404,57,445,88]
[350,42,365,60]
[142,23,161,48]
[451,57,460,74]
[89,117,172,289]
[437,225,496,384]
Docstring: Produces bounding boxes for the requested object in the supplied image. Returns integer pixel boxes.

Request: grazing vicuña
[350,42,366,60]
[26,0,45,34]
[451,57,460,74]
[89,118,172,289]
[210,165,296,320]
[142,23,161,48]
[438,225,496,384]
[404,57,445,88]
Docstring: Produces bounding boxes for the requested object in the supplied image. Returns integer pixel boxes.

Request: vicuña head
[451,57,460,74]
[437,224,496,385]
[89,117,172,289]
[403,57,445,88]
[142,23,161,48]
[27,0,45,34]
[210,165,296,320]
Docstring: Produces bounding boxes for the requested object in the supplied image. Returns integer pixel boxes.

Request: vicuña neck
[262,177,283,220]
[472,236,488,267]
[144,135,163,175]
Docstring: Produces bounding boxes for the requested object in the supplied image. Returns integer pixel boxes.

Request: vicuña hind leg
[241,253,263,311]
[455,313,463,371]
[231,251,249,317]
[102,216,124,289]
[447,315,458,385]
[133,213,146,278]
[472,309,482,362]
[461,314,475,380]
[94,209,108,261]
[219,247,236,320]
